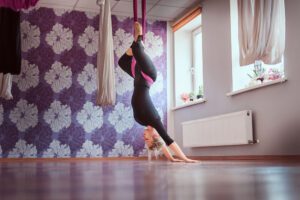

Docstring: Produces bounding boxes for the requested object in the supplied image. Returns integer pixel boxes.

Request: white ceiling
[37,0,200,21]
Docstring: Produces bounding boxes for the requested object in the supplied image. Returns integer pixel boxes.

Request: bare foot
[171,158,184,162]
[134,22,143,41]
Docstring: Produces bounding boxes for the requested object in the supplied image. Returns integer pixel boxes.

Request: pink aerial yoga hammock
[133,0,146,36]
[0,0,38,101]
[0,0,39,11]
[132,0,154,85]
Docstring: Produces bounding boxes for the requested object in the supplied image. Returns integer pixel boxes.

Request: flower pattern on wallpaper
[21,20,40,52]
[113,28,134,58]
[21,7,37,14]
[85,12,98,19]
[78,26,99,56]
[145,31,163,59]
[108,141,134,157]
[76,140,103,158]
[0,104,3,126]
[115,66,133,95]
[115,16,129,22]
[76,102,103,133]
[44,100,72,132]
[108,103,134,134]
[45,61,72,93]
[147,19,157,25]
[8,140,37,158]
[13,59,39,92]
[9,99,38,132]
[53,9,71,17]
[46,23,73,54]
[0,7,167,158]
[77,63,97,94]
[43,140,71,158]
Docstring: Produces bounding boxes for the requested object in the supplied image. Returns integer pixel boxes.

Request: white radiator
[182,110,255,147]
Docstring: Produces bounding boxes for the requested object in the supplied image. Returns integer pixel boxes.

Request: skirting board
[188,155,300,161]
[1,155,300,162]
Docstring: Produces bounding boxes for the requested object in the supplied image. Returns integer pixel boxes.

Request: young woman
[118,22,198,163]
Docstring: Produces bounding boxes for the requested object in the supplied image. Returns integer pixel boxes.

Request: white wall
[172,0,300,156]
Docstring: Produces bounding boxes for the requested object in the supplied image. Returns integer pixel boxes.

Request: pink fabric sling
[0,0,39,11]
[131,0,154,86]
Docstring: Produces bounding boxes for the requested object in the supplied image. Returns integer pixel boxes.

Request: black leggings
[131,86,174,146]
[118,37,174,146]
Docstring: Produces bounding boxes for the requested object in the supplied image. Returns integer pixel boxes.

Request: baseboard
[1,155,300,162]
[0,157,149,162]
[189,155,300,161]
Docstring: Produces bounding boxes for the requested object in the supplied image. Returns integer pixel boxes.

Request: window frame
[229,0,286,94]
[191,26,202,94]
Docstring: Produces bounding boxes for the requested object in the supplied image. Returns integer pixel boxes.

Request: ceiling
[37,0,200,21]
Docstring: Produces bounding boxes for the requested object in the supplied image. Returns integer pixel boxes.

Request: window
[173,9,203,108]
[230,0,285,92]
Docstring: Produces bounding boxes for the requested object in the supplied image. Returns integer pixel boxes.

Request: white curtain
[96,0,116,106]
[0,73,13,100]
[238,0,285,66]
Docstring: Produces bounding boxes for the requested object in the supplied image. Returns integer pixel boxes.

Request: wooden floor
[1,159,300,200]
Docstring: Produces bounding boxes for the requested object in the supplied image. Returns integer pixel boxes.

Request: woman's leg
[161,145,184,162]
[118,48,134,78]
[149,121,199,163]
[131,23,157,81]
[150,119,174,146]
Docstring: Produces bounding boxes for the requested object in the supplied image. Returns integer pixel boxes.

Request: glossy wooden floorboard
[0,160,300,200]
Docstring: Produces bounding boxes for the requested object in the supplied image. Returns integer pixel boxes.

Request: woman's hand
[170,158,184,162]
[183,158,200,163]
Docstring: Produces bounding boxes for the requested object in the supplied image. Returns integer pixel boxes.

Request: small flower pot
[257,77,264,83]
[197,95,203,99]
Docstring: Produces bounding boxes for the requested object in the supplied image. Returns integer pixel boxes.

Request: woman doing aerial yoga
[118,19,198,163]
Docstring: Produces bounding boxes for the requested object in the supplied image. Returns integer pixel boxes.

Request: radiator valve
[248,139,259,144]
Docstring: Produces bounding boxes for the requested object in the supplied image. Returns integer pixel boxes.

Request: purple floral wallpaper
[0,8,167,158]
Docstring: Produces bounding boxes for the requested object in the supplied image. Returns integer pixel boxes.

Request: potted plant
[196,85,203,99]
[268,68,282,81]
[247,63,266,83]
[189,92,195,101]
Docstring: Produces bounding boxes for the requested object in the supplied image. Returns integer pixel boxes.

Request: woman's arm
[161,145,183,162]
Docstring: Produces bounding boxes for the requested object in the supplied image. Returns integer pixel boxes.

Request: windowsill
[227,77,287,96]
[172,98,206,111]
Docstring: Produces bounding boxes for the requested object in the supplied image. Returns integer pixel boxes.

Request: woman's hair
[144,127,164,151]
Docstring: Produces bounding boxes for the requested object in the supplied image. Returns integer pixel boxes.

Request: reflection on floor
[0,159,300,200]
